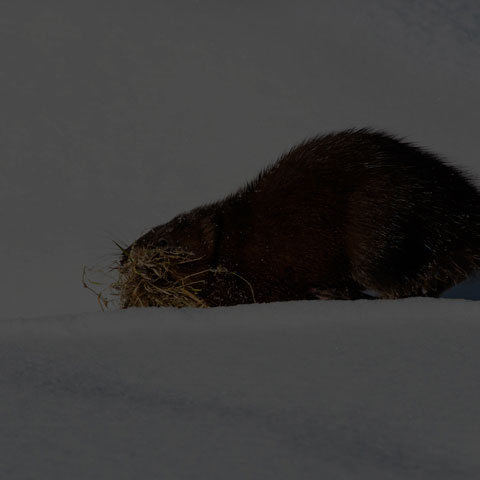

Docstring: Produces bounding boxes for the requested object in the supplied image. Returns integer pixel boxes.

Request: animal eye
[158,238,169,248]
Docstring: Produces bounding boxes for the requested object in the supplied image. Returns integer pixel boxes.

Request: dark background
[1,0,479,317]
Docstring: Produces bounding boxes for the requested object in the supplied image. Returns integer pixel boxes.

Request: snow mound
[2,299,479,479]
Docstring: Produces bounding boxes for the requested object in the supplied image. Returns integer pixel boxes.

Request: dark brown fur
[123,129,480,306]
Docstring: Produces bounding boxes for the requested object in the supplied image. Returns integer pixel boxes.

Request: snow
[2,300,480,479]
[1,0,480,478]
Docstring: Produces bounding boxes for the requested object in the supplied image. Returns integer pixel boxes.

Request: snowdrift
[2,299,479,479]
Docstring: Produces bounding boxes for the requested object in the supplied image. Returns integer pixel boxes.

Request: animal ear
[199,212,217,246]
[199,211,223,250]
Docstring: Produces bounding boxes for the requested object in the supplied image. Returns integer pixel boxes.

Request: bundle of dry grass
[83,243,256,310]
[113,246,210,308]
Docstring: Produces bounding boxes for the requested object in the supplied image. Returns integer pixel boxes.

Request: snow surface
[2,300,480,479]
[1,1,480,478]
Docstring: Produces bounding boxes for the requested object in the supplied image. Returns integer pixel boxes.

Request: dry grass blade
[82,266,116,311]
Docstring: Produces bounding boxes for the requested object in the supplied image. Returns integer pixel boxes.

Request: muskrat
[120,128,480,306]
